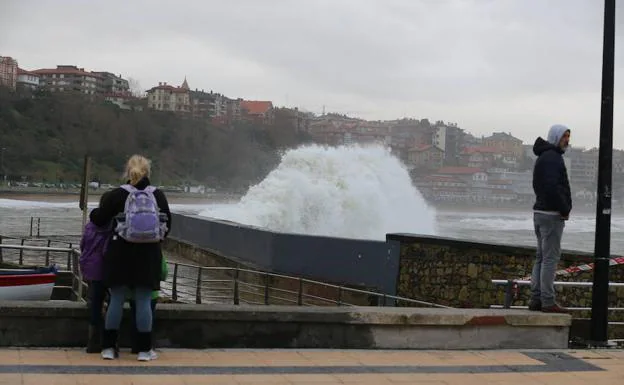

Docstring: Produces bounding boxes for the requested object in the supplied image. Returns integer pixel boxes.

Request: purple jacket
[79,221,112,281]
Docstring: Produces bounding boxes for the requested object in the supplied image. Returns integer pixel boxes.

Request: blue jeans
[104,286,153,333]
[531,213,565,307]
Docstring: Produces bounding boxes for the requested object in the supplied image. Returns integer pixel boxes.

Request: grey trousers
[531,212,565,307]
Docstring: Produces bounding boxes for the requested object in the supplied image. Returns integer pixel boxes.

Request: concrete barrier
[0,301,571,349]
[167,214,395,294]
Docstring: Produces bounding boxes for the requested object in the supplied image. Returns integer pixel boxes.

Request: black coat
[90,177,172,290]
[532,137,572,217]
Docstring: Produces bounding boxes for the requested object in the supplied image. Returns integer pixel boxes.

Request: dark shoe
[102,329,119,350]
[542,303,569,314]
[136,332,152,354]
[85,325,102,353]
[528,300,542,311]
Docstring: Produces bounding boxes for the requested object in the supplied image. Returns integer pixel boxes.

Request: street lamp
[590,0,616,346]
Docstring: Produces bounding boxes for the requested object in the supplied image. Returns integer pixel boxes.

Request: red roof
[147,84,188,94]
[32,67,98,77]
[17,68,39,76]
[424,175,465,183]
[241,100,273,115]
[435,167,483,175]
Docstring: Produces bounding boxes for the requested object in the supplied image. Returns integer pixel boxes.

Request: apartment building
[0,56,18,90]
[16,68,39,90]
[146,79,191,114]
[33,65,99,94]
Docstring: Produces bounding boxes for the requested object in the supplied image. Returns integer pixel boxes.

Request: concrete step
[0,301,571,349]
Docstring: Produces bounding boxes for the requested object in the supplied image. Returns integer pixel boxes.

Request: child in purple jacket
[80,197,113,353]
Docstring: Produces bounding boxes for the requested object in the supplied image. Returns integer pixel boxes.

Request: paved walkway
[0,348,623,384]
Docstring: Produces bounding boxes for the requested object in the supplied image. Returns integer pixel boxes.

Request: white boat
[0,266,57,301]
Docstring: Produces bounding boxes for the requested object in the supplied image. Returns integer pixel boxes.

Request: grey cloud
[2,0,624,146]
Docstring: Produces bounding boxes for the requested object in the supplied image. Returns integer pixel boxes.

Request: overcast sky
[3,0,624,148]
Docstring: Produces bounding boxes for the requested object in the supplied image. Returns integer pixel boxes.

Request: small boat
[0,265,57,301]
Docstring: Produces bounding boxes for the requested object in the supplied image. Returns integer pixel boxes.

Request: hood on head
[533,136,559,156]
[547,124,570,146]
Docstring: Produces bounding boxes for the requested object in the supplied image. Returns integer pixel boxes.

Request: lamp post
[590,0,616,346]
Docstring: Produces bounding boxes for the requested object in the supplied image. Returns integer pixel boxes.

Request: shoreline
[0,190,242,205]
[0,190,602,215]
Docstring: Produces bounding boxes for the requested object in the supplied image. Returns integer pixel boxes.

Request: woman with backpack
[89,154,172,362]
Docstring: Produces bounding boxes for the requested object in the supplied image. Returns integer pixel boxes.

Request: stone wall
[389,234,624,338]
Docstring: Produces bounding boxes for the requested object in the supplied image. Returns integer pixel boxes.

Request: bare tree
[127,77,145,98]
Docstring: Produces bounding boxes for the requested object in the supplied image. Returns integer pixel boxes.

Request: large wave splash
[199,144,436,240]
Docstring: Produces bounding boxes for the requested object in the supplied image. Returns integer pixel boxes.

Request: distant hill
[0,88,312,190]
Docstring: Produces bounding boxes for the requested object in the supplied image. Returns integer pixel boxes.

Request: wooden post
[79,155,91,233]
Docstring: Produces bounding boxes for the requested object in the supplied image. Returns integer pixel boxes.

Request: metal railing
[490,279,624,326]
[1,215,83,239]
[0,242,85,302]
[0,235,76,267]
[0,234,450,308]
[164,261,451,308]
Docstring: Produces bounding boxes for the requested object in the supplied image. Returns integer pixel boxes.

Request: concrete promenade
[0,348,622,384]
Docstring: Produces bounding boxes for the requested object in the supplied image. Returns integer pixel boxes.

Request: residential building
[568,147,597,187]
[307,115,361,145]
[190,89,217,120]
[226,98,242,122]
[488,170,533,200]
[432,123,463,166]
[146,79,191,114]
[483,132,524,161]
[0,56,18,90]
[241,100,274,125]
[16,68,40,90]
[273,107,312,133]
[407,145,444,170]
[92,71,129,94]
[434,167,485,184]
[459,146,499,169]
[33,65,99,94]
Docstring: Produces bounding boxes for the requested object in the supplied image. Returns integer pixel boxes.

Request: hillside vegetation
[0,88,311,190]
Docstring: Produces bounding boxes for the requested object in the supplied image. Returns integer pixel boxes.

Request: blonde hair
[125,155,151,185]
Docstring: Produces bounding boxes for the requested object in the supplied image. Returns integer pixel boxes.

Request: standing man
[530,124,571,313]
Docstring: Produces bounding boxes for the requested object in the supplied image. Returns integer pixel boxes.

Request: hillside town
[1,55,620,208]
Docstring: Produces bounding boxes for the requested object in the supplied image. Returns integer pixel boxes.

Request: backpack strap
[120,184,136,193]
[144,186,156,194]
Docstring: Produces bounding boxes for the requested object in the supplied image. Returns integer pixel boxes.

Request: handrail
[0,234,449,308]
[490,278,624,314]
[0,244,74,253]
[166,260,451,308]
[492,279,624,288]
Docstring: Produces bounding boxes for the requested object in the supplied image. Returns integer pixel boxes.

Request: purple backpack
[115,184,167,243]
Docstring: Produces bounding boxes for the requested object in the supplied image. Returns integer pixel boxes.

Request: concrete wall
[168,214,395,293]
[163,238,378,306]
[0,301,571,349]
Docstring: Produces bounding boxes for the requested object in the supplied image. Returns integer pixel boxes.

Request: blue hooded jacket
[532,125,572,217]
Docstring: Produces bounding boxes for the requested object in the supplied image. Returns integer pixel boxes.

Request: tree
[127,77,145,98]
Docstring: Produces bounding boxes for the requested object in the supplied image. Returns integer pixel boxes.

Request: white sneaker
[101,348,117,360]
[137,349,158,362]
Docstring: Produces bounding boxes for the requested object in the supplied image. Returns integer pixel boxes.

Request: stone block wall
[390,234,624,315]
